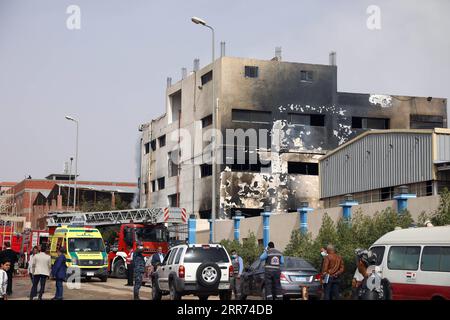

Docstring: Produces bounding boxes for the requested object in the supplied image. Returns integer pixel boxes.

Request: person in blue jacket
[259,241,284,300]
[51,247,67,300]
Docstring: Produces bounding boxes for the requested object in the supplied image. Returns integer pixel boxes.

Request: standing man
[0,259,11,300]
[321,244,344,300]
[51,247,67,300]
[125,247,134,286]
[28,246,39,283]
[151,246,165,270]
[259,241,284,300]
[29,245,51,300]
[132,245,145,300]
[230,250,244,300]
[0,242,19,296]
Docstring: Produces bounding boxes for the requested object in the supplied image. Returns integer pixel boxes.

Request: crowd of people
[0,243,68,301]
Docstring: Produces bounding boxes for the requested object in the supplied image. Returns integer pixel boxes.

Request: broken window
[150,140,157,151]
[300,70,314,82]
[201,70,213,85]
[199,209,212,219]
[168,150,179,177]
[151,180,156,192]
[352,117,389,129]
[144,143,150,154]
[288,113,325,127]
[157,177,165,190]
[202,114,213,128]
[169,90,182,123]
[244,66,259,78]
[410,115,444,129]
[228,147,271,172]
[200,164,212,177]
[158,135,166,148]
[168,193,179,207]
[380,187,393,201]
[287,162,319,175]
[231,109,271,124]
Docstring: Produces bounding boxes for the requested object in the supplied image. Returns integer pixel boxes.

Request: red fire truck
[46,207,188,278]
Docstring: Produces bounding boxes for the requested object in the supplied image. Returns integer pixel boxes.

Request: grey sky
[1,0,449,182]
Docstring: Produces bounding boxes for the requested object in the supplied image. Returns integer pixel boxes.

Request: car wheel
[196,262,221,288]
[152,278,162,301]
[169,281,182,300]
[219,290,232,300]
[85,276,92,281]
[113,259,127,279]
[100,276,107,282]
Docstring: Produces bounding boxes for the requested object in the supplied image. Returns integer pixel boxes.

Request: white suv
[151,243,233,300]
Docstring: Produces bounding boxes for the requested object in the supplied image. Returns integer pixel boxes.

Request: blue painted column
[339,200,359,223]
[261,209,271,248]
[208,219,213,243]
[394,194,416,213]
[233,211,245,241]
[297,203,313,234]
[188,214,196,244]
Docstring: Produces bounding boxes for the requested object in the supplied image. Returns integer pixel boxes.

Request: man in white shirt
[0,260,11,300]
[29,246,51,300]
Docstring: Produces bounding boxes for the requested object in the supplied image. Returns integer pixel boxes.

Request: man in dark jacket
[151,246,165,269]
[51,247,67,300]
[259,241,284,300]
[0,242,19,296]
[133,246,145,300]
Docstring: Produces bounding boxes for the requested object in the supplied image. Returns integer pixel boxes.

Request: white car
[151,243,233,300]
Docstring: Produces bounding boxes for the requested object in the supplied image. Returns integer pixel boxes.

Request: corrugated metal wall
[437,134,450,162]
[320,133,433,198]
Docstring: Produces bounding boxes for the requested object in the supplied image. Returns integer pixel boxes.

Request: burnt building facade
[139,53,447,219]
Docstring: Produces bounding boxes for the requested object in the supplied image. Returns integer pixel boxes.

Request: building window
[168,151,179,177]
[387,246,421,271]
[300,70,314,82]
[150,140,157,151]
[231,109,271,124]
[143,182,148,195]
[151,180,156,192]
[199,209,211,219]
[352,117,390,129]
[228,147,271,172]
[287,162,319,175]
[169,90,182,123]
[410,115,444,129]
[158,135,166,148]
[200,164,212,177]
[288,113,325,127]
[144,143,150,154]
[201,70,213,85]
[157,177,165,190]
[244,66,259,78]
[380,187,393,201]
[168,193,179,207]
[202,114,213,128]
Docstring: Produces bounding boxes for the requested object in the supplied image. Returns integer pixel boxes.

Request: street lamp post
[65,116,79,211]
[191,16,217,243]
[67,157,73,211]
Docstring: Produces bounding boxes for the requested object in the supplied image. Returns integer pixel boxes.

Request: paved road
[8,276,225,300]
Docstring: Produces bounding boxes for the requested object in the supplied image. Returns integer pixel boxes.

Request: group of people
[0,243,67,301]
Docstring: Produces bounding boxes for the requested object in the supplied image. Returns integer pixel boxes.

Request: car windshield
[283,257,315,270]
[183,247,230,263]
[68,238,105,252]
[135,226,168,243]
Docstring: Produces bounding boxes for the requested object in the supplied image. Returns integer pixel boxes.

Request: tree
[430,188,450,226]
[220,232,264,266]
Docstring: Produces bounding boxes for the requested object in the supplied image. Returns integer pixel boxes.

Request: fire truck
[46,207,188,278]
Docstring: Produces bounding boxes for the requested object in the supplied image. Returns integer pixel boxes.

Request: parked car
[370,225,450,300]
[240,256,322,300]
[152,243,233,300]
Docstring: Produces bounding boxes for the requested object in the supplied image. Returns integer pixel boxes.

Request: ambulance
[50,225,108,282]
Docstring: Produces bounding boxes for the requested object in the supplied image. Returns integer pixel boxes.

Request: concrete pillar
[111,192,116,209]
[208,219,213,244]
[232,211,245,241]
[297,202,313,234]
[339,194,359,223]
[188,214,196,244]
[57,195,63,210]
[393,186,417,214]
[260,208,271,248]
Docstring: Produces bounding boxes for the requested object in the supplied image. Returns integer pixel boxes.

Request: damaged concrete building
[138,51,447,219]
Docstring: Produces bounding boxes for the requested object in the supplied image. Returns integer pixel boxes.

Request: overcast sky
[1,0,449,183]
